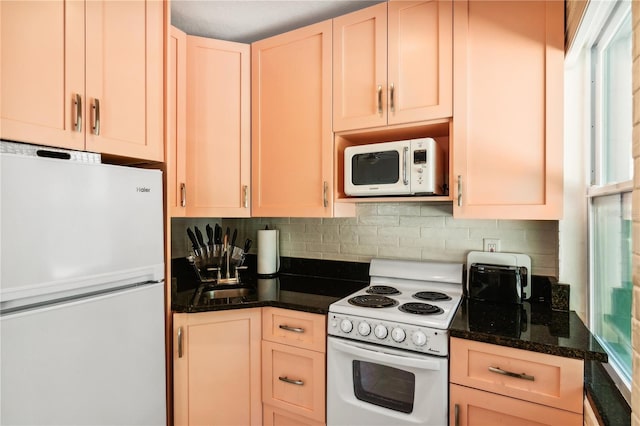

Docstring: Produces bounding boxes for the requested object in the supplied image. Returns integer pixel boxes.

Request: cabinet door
[186,35,251,217]
[167,26,188,217]
[252,20,333,217]
[262,341,326,423]
[263,404,325,426]
[332,3,387,132]
[387,0,452,125]
[0,0,84,150]
[173,309,262,426]
[452,0,563,219]
[450,384,583,426]
[85,0,163,161]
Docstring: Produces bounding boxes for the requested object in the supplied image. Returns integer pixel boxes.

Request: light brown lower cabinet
[262,308,327,425]
[450,384,582,426]
[173,309,262,426]
[449,337,584,426]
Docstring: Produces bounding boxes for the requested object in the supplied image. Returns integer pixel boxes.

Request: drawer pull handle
[279,376,304,386]
[279,324,305,333]
[488,366,535,381]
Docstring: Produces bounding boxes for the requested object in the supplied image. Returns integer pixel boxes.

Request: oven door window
[353,360,415,413]
[351,151,399,185]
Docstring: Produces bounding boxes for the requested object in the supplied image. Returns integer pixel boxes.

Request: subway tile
[340,225,378,236]
[379,226,423,237]
[359,235,399,246]
[377,203,422,216]
[422,227,469,240]
[340,243,379,256]
[322,232,358,244]
[378,246,423,260]
[290,232,322,243]
[401,215,446,227]
[446,217,497,229]
[358,215,399,226]
[305,224,339,235]
[399,236,446,250]
[306,242,340,253]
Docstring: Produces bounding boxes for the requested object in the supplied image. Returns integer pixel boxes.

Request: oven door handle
[330,337,442,371]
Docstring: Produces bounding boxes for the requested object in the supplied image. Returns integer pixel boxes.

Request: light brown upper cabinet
[0,0,164,162]
[184,35,251,218]
[333,1,453,132]
[452,0,564,219]
[252,20,342,217]
[167,26,188,217]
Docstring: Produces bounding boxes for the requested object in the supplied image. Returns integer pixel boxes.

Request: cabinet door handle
[177,326,184,358]
[457,175,462,207]
[390,83,395,113]
[278,376,304,386]
[323,181,329,208]
[279,324,305,333]
[91,98,100,135]
[377,85,383,115]
[243,185,249,208]
[488,366,535,381]
[454,403,460,426]
[73,93,82,132]
[180,183,186,208]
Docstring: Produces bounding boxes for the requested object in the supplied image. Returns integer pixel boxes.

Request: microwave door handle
[403,147,409,186]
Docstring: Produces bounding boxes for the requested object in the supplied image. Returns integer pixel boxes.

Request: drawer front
[262,307,326,352]
[450,384,583,426]
[263,404,325,426]
[450,338,584,413]
[262,341,326,422]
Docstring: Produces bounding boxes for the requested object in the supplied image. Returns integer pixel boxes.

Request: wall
[172,202,559,277]
[631,1,640,423]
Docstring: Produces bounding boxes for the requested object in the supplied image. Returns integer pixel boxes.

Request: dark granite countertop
[450,298,607,362]
[171,274,367,315]
[170,255,368,315]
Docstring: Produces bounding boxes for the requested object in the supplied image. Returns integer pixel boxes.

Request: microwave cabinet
[173,309,262,426]
[262,308,327,425]
[449,338,584,426]
[452,0,564,219]
[0,0,164,162]
[332,1,452,132]
[251,20,338,217]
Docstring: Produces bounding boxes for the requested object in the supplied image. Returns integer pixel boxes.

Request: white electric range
[327,258,464,426]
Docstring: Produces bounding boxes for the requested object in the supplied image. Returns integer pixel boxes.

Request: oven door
[327,336,448,426]
[344,141,411,196]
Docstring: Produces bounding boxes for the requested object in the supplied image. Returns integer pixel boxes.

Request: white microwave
[344,138,445,197]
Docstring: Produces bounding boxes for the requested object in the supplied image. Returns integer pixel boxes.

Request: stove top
[327,258,464,355]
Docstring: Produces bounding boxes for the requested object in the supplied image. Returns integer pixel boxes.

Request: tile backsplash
[171,202,559,277]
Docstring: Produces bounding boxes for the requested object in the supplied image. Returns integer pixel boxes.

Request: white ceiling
[171,0,383,44]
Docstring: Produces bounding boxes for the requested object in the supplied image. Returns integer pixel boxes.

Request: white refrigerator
[0,142,166,425]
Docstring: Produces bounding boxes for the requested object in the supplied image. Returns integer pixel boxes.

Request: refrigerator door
[0,147,164,309]
[0,281,166,425]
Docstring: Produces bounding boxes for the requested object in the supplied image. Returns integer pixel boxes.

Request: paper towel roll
[257,229,280,275]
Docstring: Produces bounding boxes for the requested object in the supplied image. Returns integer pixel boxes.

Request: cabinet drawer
[450,338,584,413]
[262,307,326,352]
[262,341,326,422]
[263,404,325,426]
[450,384,583,426]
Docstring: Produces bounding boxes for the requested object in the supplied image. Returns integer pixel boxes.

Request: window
[587,0,633,393]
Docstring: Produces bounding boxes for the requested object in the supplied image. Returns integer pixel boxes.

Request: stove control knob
[374,324,388,339]
[357,322,371,336]
[412,331,428,346]
[391,327,406,343]
[340,319,353,333]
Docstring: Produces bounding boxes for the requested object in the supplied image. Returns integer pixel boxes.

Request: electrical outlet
[483,238,500,252]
